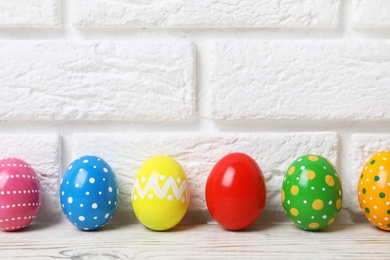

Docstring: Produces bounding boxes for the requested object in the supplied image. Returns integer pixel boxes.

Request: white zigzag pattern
[133,175,189,203]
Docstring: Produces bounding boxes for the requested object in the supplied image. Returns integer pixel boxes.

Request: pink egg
[0,158,42,231]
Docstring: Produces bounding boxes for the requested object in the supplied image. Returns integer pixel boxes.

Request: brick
[0,0,59,27]
[0,135,60,223]
[0,41,194,121]
[72,132,338,215]
[350,134,390,213]
[209,41,390,120]
[353,0,390,27]
[72,0,340,28]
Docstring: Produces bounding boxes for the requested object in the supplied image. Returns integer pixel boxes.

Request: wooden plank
[0,223,389,259]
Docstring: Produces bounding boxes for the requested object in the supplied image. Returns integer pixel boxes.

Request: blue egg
[60,155,119,231]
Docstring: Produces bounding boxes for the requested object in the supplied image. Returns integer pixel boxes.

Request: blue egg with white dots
[60,155,119,231]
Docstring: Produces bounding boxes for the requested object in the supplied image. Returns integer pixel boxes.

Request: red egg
[205,153,266,230]
[0,158,42,231]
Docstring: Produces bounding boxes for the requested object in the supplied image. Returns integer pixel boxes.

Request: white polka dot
[99,191,102,195]
[75,183,80,188]
[133,195,137,200]
[92,203,98,209]
[167,195,173,201]
[322,215,327,219]
[93,166,97,169]
[79,216,85,221]
[148,194,153,199]
[329,200,333,205]
[83,160,89,163]
[160,175,166,181]
[311,187,315,190]
[80,204,84,207]
[84,228,89,230]
[68,165,73,170]
[89,178,95,184]
[303,200,307,204]
[103,178,106,181]
[372,186,376,190]
[300,166,305,170]
[94,216,98,220]
[69,212,72,215]
[287,200,290,205]
[108,187,113,192]
[379,166,384,170]
[86,191,90,195]
[105,213,109,219]
[62,204,64,208]
[141,177,146,182]
[311,216,315,219]
[103,168,108,173]
[181,197,186,203]
[68,197,73,204]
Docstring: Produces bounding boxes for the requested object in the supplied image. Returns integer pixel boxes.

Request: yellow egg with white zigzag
[132,156,190,231]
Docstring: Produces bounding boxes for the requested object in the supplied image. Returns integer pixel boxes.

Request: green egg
[281,154,342,231]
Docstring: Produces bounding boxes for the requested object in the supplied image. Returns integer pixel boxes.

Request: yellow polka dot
[325,175,335,187]
[312,199,324,210]
[309,223,319,229]
[290,208,299,216]
[288,166,295,175]
[328,218,335,225]
[281,190,285,202]
[308,155,319,161]
[306,171,316,180]
[336,199,342,210]
[291,185,299,195]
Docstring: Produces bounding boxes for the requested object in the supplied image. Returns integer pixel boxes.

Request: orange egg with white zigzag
[132,156,190,231]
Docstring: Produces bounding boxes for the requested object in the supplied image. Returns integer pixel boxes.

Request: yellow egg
[358,151,390,231]
[132,156,190,231]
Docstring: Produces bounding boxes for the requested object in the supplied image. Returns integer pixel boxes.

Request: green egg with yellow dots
[281,154,343,231]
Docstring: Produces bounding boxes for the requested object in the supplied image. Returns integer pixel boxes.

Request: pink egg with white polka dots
[0,158,42,231]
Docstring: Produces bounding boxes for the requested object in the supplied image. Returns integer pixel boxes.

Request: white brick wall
[0,1,389,225]
[0,0,59,27]
[209,41,390,120]
[72,0,341,28]
[353,0,390,27]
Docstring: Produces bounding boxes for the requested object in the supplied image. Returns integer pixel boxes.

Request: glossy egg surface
[282,154,342,231]
[60,155,119,231]
[205,153,266,231]
[0,158,42,231]
[358,151,390,231]
[132,156,190,231]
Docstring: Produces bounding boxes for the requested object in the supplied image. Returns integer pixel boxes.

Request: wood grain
[0,223,389,259]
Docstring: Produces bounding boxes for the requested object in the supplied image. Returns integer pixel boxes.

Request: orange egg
[358,151,390,231]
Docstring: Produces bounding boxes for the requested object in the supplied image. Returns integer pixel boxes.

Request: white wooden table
[0,223,389,259]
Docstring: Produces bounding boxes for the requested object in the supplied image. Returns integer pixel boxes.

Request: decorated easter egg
[358,151,390,231]
[132,156,190,231]
[60,156,119,231]
[205,153,266,230]
[0,158,42,231]
[282,154,342,231]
